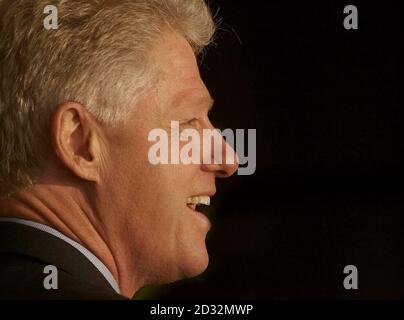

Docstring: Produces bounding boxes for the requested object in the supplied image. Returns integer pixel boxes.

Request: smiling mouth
[186,196,211,212]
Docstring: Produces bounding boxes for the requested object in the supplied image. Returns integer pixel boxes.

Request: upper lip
[188,190,216,198]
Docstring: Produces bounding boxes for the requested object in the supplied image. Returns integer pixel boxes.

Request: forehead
[152,32,211,110]
[154,32,199,77]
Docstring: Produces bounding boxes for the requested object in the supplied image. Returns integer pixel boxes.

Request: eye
[181,118,199,128]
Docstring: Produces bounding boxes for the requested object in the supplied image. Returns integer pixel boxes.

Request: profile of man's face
[97,32,238,285]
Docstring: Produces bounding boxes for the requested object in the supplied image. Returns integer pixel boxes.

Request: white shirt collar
[0,217,121,294]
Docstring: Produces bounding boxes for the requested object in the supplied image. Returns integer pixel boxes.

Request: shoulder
[0,252,126,300]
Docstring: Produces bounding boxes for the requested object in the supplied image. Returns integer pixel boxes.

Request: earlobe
[51,102,102,183]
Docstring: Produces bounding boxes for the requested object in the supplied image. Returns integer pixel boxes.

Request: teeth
[187,196,210,206]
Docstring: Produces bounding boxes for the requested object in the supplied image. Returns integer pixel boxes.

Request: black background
[136,1,402,299]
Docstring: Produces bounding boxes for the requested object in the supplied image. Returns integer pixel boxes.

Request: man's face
[99,32,238,285]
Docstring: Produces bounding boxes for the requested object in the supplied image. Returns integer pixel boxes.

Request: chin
[180,244,210,279]
[150,244,209,286]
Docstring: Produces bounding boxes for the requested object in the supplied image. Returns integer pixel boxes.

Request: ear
[50,102,104,182]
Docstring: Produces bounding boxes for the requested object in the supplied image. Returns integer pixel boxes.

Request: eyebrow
[170,89,215,112]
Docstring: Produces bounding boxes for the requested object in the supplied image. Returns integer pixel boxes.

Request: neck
[0,183,137,298]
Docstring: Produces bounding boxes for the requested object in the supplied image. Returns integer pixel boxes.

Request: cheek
[110,138,209,271]
[148,171,209,259]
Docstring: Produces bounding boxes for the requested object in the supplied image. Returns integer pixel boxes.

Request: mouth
[186,195,211,213]
[186,194,214,229]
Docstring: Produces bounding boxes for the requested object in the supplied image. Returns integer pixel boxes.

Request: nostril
[217,170,230,178]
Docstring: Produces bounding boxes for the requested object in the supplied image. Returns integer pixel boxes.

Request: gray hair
[0,0,216,196]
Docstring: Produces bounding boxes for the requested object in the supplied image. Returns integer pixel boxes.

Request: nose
[201,129,239,178]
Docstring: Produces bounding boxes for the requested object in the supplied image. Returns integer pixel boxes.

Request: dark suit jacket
[0,221,127,300]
